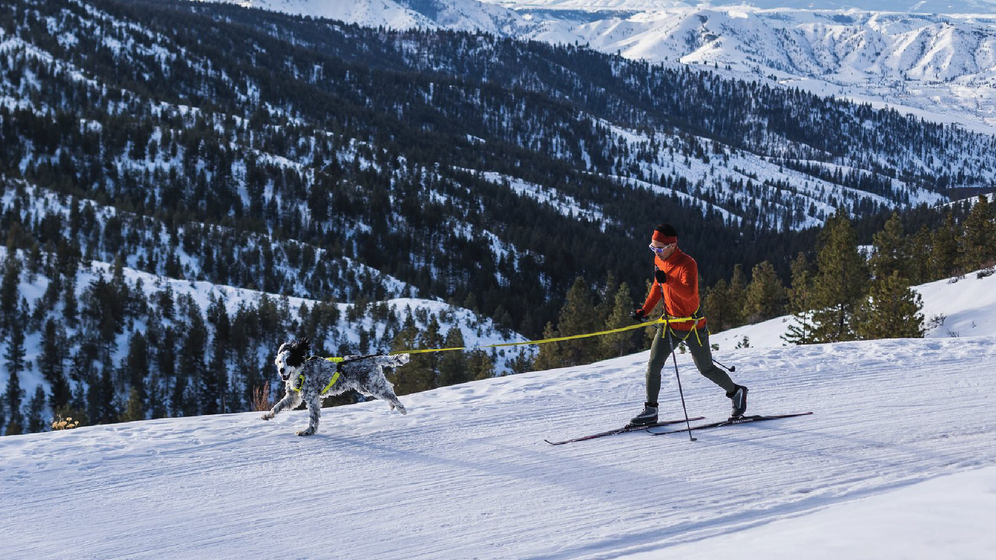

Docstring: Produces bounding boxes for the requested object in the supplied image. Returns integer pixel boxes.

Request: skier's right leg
[631,326,673,426]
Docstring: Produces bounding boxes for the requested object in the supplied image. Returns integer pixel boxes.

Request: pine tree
[907,225,932,284]
[599,282,640,358]
[4,306,27,379]
[26,386,46,433]
[206,297,231,413]
[531,321,563,371]
[4,369,25,435]
[63,277,78,328]
[594,272,618,326]
[725,264,746,328]
[556,277,598,367]
[743,261,785,324]
[87,354,119,425]
[783,252,815,345]
[437,328,469,387]
[179,297,207,416]
[703,278,731,332]
[124,331,149,401]
[809,213,868,343]
[417,315,444,390]
[170,368,187,418]
[0,242,21,335]
[929,213,959,279]
[855,271,925,340]
[868,212,909,280]
[39,319,70,410]
[391,313,430,395]
[467,349,495,381]
[959,195,996,273]
[121,387,146,423]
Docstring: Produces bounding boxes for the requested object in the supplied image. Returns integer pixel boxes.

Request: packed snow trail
[1,337,995,559]
[616,464,996,560]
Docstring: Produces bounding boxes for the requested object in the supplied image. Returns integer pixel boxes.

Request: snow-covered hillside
[0,243,532,426]
[1,330,994,558]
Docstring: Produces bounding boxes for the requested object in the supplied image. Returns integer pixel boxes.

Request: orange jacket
[639,248,706,331]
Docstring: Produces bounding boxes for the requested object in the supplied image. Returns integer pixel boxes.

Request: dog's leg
[261,390,301,421]
[297,395,322,436]
[371,385,407,415]
[388,394,407,415]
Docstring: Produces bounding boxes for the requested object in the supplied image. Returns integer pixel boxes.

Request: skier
[629,224,748,426]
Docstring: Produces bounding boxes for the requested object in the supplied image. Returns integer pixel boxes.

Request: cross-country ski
[648,412,814,436]
[544,416,705,445]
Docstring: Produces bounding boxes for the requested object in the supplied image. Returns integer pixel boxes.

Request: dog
[261,338,409,436]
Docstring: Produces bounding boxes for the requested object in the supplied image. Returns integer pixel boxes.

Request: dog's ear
[298,337,311,355]
[277,342,288,355]
[285,338,310,367]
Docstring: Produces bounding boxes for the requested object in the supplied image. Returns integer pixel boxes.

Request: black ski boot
[728,385,748,419]
[628,402,658,427]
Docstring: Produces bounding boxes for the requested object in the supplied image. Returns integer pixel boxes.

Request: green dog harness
[290,357,344,395]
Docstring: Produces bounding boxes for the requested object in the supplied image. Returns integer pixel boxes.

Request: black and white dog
[262,338,409,436]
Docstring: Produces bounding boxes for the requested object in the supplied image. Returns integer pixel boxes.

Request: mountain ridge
[225,0,996,130]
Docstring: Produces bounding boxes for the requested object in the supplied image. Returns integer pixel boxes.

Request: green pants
[646,325,736,404]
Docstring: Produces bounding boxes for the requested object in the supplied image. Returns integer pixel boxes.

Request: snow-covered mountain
[214,0,528,33]
[227,0,996,131]
[517,4,996,131]
[488,0,996,14]
[2,288,994,558]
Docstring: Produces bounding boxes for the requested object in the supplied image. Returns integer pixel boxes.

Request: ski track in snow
[1,336,995,559]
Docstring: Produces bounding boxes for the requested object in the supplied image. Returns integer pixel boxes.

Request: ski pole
[712,358,735,372]
[665,319,697,442]
[679,341,736,373]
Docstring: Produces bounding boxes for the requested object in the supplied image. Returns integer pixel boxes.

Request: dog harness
[290,357,345,395]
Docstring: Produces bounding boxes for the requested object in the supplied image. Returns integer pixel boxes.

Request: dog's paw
[296,428,316,437]
[261,413,273,421]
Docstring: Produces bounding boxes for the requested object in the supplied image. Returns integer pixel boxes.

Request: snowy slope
[1,334,994,559]
[710,267,996,351]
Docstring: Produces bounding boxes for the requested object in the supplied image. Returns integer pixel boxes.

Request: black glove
[654,268,667,284]
[630,308,646,323]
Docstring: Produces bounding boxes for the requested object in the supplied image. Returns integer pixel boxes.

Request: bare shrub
[251,385,272,412]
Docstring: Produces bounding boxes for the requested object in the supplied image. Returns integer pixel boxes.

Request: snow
[1,332,994,558]
[617,465,996,560]
[477,170,610,226]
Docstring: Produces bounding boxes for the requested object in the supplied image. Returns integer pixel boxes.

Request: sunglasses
[649,243,674,254]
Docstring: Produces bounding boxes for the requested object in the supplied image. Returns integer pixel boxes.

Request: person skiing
[629,224,748,426]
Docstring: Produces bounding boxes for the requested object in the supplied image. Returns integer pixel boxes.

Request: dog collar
[290,374,306,393]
